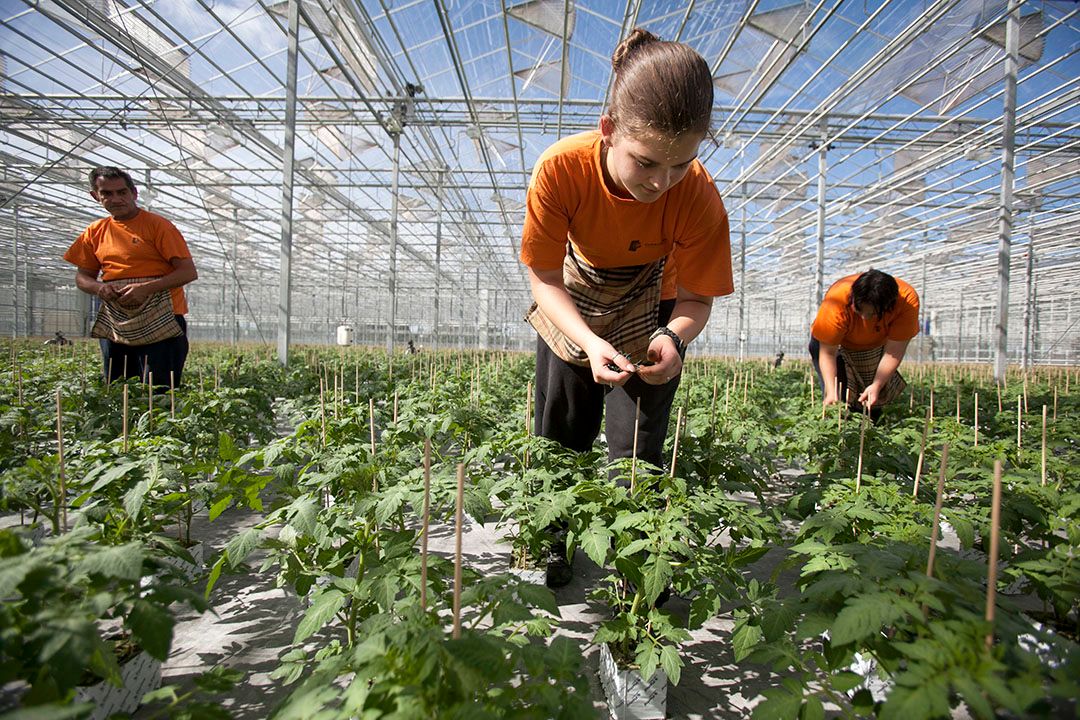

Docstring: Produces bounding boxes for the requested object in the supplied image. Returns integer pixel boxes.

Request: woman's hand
[586,338,636,387]
[635,336,682,386]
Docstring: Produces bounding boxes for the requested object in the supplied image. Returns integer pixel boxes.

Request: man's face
[91,177,138,220]
[600,119,703,204]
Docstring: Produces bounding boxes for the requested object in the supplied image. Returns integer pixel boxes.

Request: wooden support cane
[452,463,465,640]
[669,407,684,479]
[855,408,868,494]
[1041,405,1048,487]
[319,377,327,448]
[985,460,1003,651]
[923,443,950,618]
[122,383,129,452]
[1016,395,1022,450]
[56,388,67,533]
[630,396,641,494]
[147,372,153,431]
[974,392,979,447]
[170,370,176,419]
[912,405,931,498]
[369,397,376,456]
[420,439,432,611]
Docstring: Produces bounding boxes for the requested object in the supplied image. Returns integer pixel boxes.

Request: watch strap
[649,327,686,359]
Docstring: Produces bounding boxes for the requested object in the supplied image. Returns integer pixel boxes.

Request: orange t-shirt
[520,131,733,299]
[811,273,920,351]
[64,209,192,315]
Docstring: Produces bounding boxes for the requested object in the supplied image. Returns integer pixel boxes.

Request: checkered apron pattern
[526,247,664,367]
[839,345,907,405]
[91,277,183,346]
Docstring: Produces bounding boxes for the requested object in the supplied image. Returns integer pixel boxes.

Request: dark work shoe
[545,540,573,588]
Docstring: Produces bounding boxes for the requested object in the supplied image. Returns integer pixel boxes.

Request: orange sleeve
[888,283,920,341]
[151,217,192,262]
[63,231,101,273]
[672,181,733,297]
[811,281,851,345]
[520,160,571,271]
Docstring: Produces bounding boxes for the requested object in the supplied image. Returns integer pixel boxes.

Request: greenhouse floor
[129,500,797,719]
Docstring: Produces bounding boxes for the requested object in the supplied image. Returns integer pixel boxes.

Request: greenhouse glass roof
[1,0,1077,360]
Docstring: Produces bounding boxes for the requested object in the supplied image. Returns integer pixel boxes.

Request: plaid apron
[91,277,183,346]
[526,246,663,367]
[839,345,907,405]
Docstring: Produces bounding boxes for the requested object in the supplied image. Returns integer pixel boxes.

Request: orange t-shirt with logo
[520,131,733,299]
[64,209,192,315]
[811,273,920,351]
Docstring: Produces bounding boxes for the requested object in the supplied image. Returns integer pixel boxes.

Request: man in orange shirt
[64,167,198,385]
[809,269,919,419]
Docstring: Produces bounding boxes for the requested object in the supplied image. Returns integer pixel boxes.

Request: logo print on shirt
[628,240,640,252]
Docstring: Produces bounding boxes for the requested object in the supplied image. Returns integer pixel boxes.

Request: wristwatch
[649,327,686,359]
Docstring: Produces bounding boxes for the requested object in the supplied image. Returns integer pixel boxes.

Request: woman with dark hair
[809,268,920,419]
[520,29,733,586]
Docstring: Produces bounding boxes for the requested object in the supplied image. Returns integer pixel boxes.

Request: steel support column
[814,126,828,307]
[12,205,19,338]
[277,0,300,366]
[387,129,402,354]
[737,193,747,361]
[993,2,1020,383]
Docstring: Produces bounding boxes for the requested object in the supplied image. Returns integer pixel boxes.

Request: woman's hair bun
[611,27,660,73]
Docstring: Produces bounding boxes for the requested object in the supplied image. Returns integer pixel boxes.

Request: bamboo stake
[122,384,129,452]
[630,396,641,493]
[710,378,718,436]
[15,360,22,406]
[147,372,153,431]
[955,387,960,423]
[855,409,868,494]
[929,386,935,421]
[974,392,979,447]
[996,381,1002,413]
[923,443,951,617]
[420,439,432,611]
[985,460,1003,651]
[169,370,176,419]
[1041,405,1048,487]
[55,388,67,533]
[669,407,684,478]
[912,406,932,498]
[452,463,465,640]
[369,397,376,456]
[1023,373,1029,413]
[319,377,327,448]
[107,357,114,388]
[1016,395,1022,450]
[355,363,360,405]
[1053,386,1058,421]
[809,373,815,406]
[393,388,399,424]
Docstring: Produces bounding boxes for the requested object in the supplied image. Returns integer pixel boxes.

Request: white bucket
[335,325,354,346]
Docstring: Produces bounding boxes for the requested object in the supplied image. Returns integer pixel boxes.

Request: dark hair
[851,269,900,318]
[89,166,136,193]
[608,28,714,139]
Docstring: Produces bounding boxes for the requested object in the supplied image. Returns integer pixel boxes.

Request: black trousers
[807,336,845,396]
[533,300,679,470]
[102,315,190,387]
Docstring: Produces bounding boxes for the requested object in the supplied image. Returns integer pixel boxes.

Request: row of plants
[1,340,1077,718]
